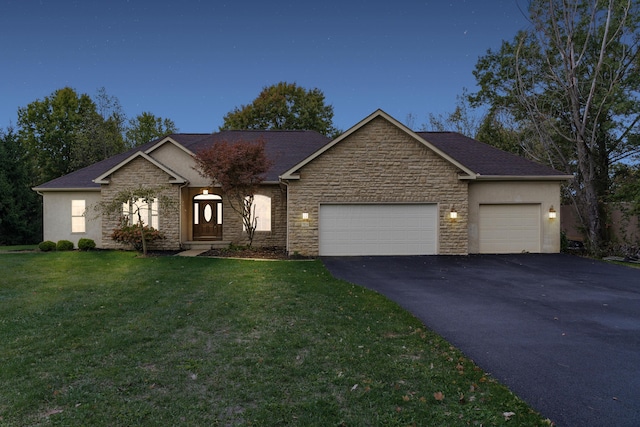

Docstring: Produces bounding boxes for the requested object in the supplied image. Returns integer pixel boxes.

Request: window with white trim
[244,194,271,231]
[71,200,86,233]
[122,198,159,229]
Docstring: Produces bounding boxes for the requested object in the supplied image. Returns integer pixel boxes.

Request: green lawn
[0,251,550,426]
[0,245,37,252]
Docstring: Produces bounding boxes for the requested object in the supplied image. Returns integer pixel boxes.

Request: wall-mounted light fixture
[449,208,458,220]
[548,205,557,219]
[202,189,209,195]
[302,212,309,220]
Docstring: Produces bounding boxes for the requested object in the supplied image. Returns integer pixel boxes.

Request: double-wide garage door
[319,204,437,256]
[479,204,541,253]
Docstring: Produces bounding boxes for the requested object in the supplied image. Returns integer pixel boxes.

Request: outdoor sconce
[202,189,209,195]
[449,208,458,220]
[302,212,309,220]
[548,205,557,219]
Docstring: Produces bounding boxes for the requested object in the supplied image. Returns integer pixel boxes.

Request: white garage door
[479,204,541,253]
[319,204,438,256]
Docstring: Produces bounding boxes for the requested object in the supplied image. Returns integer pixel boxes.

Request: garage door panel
[479,204,541,253]
[319,204,437,256]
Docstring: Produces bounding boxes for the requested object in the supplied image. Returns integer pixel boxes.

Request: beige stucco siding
[101,156,182,250]
[286,117,468,256]
[41,190,102,247]
[147,141,210,186]
[468,180,563,253]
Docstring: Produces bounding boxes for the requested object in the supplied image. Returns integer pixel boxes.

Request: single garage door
[319,204,437,256]
[479,204,541,253]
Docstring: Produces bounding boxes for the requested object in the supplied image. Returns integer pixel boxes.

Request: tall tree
[470,0,640,253]
[0,127,41,244]
[424,91,483,137]
[74,88,127,169]
[194,139,272,247]
[125,112,178,148]
[221,82,339,137]
[17,87,100,184]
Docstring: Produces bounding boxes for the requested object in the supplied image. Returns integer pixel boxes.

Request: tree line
[0,82,337,245]
[0,87,178,244]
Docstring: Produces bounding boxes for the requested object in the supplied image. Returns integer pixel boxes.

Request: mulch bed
[198,246,311,260]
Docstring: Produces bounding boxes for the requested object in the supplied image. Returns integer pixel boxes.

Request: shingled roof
[33,116,570,191]
[417,131,568,178]
[33,130,331,190]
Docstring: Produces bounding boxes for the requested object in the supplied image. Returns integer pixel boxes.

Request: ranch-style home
[33,110,572,256]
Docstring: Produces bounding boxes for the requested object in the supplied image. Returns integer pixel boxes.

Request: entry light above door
[202,189,209,195]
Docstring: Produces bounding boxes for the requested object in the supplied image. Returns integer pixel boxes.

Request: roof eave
[471,174,574,181]
[32,187,102,192]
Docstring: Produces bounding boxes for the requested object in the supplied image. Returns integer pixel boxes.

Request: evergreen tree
[0,127,41,244]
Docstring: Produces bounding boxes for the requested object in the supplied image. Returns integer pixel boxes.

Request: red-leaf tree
[194,139,272,246]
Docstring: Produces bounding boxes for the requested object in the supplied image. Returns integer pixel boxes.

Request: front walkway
[175,249,207,257]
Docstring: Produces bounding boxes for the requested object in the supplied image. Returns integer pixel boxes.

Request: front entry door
[193,196,222,240]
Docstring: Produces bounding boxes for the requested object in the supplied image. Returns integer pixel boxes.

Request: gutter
[464,175,574,181]
[32,187,102,192]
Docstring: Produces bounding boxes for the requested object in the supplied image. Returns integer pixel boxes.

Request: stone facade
[101,156,182,250]
[183,184,287,247]
[285,117,469,256]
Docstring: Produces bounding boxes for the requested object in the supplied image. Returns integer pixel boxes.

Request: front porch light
[302,212,309,220]
[548,205,557,219]
[202,189,209,195]
[449,208,458,220]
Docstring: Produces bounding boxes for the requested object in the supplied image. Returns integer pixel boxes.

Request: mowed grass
[0,252,550,426]
[0,245,37,252]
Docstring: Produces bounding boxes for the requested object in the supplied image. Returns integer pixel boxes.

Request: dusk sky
[1,1,530,134]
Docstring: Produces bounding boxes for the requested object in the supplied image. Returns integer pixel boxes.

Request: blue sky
[1,0,530,133]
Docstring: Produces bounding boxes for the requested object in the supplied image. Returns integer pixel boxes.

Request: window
[71,200,86,233]
[123,198,159,229]
[245,195,271,231]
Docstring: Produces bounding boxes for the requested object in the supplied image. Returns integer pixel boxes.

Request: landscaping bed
[199,245,308,260]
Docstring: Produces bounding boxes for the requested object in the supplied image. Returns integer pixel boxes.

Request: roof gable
[145,136,197,157]
[93,151,187,184]
[280,109,476,180]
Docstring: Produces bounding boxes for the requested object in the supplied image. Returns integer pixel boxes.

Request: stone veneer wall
[286,117,469,256]
[213,184,288,247]
[101,156,181,250]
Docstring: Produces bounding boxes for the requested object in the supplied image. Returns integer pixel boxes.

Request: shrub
[38,241,56,252]
[111,224,164,251]
[78,238,96,251]
[56,240,74,251]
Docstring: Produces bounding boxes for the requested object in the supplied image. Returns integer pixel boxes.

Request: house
[33,110,573,256]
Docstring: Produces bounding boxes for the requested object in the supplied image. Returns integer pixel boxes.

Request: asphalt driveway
[322,254,640,427]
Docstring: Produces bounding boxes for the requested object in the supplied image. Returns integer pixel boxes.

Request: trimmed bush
[78,238,96,251]
[56,240,74,251]
[111,224,164,252]
[38,241,57,252]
